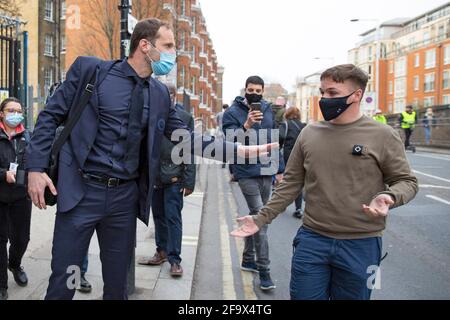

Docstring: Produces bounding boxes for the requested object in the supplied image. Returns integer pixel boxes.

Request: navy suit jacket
[26,56,232,225]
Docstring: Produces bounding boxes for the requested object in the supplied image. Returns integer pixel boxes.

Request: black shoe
[0,288,7,300]
[8,266,28,287]
[259,272,276,291]
[78,274,92,294]
[293,209,303,219]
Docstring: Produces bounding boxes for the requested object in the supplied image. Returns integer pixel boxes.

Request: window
[180,66,185,88]
[438,25,445,40]
[179,31,185,51]
[199,89,204,104]
[395,78,406,98]
[44,68,53,89]
[201,39,205,53]
[192,45,196,63]
[413,98,419,108]
[368,65,372,76]
[45,0,54,21]
[443,70,450,90]
[61,0,66,19]
[444,45,450,65]
[395,57,406,77]
[200,64,204,77]
[44,34,53,56]
[180,0,186,15]
[388,102,393,113]
[389,61,394,74]
[424,73,435,92]
[61,35,66,53]
[423,31,430,45]
[443,94,450,105]
[388,81,393,95]
[415,53,420,67]
[425,49,436,69]
[414,76,420,91]
[192,16,196,34]
[424,96,435,108]
[191,76,196,94]
[394,99,406,113]
[409,37,416,49]
[368,46,372,61]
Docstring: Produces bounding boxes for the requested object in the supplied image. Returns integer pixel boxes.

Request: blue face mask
[4,113,24,128]
[147,42,177,76]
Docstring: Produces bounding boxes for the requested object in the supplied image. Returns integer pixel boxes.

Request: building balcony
[199,103,208,109]
[191,33,201,44]
[163,3,176,16]
[178,50,192,59]
[199,77,208,83]
[190,94,200,101]
[192,2,201,12]
[178,15,192,26]
[190,62,201,70]
[199,52,208,60]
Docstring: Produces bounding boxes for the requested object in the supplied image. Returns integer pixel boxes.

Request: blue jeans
[290,226,382,300]
[425,127,431,145]
[152,184,184,265]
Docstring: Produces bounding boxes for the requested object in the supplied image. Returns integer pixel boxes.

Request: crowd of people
[0,17,421,301]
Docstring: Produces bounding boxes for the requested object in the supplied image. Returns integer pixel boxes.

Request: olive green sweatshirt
[253,115,418,239]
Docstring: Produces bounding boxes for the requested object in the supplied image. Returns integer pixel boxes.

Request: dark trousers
[404,128,413,148]
[45,180,138,300]
[152,184,184,265]
[0,198,32,289]
[290,227,382,300]
[295,193,303,211]
[238,177,272,273]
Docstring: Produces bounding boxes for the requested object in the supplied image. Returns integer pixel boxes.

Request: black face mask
[245,93,263,105]
[319,91,356,121]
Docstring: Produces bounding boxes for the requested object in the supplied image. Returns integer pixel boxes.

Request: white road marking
[426,195,450,206]
[414,154,450,162]
[218,173,237,300]
[420,185,450,190]
[413,170,450,184]
[227,189,258,300]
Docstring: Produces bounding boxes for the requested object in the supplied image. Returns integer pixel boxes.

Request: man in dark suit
[26,18,275,300]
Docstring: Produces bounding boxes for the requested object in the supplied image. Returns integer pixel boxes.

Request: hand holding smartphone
[249,102,263,126]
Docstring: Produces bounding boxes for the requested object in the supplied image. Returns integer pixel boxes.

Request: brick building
[64,0,223,128]
[19,0,66,113]
[349,3,450,114]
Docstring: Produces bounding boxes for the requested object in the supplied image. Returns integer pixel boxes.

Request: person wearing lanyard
[0,98,32,300]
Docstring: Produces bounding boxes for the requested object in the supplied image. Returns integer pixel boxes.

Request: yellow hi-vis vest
[401,111,416,129]
[373,115,387,125]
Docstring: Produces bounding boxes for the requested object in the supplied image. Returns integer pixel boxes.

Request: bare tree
[132,0,164,20]
[0,0,23,17]
[78,0,120,60]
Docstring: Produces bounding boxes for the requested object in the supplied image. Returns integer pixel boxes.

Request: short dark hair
[0,97,21,112]
[320,64,369,93]
[406,105,413,109]
[245,76,264,89]
[223,104,229,110]
[129,18,173,57]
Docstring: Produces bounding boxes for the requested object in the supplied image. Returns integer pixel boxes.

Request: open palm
[230,216,259,238]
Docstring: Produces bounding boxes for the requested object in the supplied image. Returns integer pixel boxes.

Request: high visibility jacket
[401,111,416,129]
[373,115,387,125]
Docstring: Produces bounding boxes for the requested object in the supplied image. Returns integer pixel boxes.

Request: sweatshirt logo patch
[352,145,364,156]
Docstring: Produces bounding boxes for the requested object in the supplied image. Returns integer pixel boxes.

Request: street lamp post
[351,19,381,114]
[118,0,132,59]
[118,0,136,296]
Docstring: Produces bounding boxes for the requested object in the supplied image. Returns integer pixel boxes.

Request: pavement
[6,164,208,300]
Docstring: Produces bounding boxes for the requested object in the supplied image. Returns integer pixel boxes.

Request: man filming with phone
[222,76,284,291]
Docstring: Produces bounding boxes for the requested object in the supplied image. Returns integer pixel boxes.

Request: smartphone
[250,102,262,112]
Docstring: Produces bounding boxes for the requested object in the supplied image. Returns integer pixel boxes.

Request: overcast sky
[200,0,449,104]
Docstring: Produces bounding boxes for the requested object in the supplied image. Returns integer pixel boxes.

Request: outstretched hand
[363,194,395,218]
[230,216,260,238]
[237,142,279,159]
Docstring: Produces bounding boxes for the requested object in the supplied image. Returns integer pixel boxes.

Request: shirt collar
[120,59,151,84]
